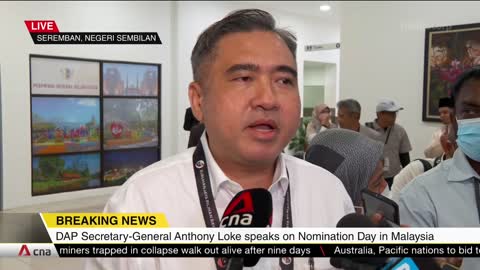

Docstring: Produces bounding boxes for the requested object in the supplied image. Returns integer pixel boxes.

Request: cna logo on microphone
[24,20,162,45]
[220,192,254,227]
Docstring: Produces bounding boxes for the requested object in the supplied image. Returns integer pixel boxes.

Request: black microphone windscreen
[332,213,387,268]
[221,189,272,267]
[221,188,272,228]
[225,257,244,270]
[336,213,376,228]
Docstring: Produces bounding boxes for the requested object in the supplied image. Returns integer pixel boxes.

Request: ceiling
[247,1,341,24]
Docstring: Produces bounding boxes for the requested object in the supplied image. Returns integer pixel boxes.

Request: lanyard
[473,178,480,224]
[384,126,393,145]
[192,142,304,270]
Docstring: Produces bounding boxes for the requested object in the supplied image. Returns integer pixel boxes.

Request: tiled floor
[0,195,110,270]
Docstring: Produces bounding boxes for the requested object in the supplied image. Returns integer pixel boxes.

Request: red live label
[24,20,59,33]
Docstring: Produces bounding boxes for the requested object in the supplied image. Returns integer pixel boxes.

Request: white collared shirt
[85,134,354,270]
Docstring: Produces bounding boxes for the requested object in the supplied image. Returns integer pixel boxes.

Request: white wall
[324,63,337,109]
[303,50,340,107]
[304,63,337,108]
[0,1,174,209]
[304,66,326,85]
[339,1,480,159]
[175,1,341,148]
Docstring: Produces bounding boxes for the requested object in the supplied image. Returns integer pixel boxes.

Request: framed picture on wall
[31,97,100,155]
[423,23,480,122]
[32,153,101,196]
[103,98,158,150]
[103,148,159,187]
[103,62,159,96]
[30,54,162,195]
[30,56,100,96]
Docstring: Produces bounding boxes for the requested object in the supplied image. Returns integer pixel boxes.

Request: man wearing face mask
[398,68,480,269]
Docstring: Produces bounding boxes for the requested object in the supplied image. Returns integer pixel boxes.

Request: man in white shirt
[391,119,457,203]
[85,9,353,270]
[424,97,454,158]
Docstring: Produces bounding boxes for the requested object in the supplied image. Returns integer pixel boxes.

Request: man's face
[438,107,452,125]
[455,79,480,120]
[378,111,397,127]
[189,31,300,166]
[337,107,358,130]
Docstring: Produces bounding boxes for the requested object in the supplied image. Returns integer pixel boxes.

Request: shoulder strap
[415,159,432,172]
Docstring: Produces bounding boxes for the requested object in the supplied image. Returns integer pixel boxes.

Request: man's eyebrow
[275,65,297,78]
[225,64,297,78]
[225,64,259,74]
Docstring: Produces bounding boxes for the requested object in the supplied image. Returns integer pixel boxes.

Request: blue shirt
[399,149,480,227]
[399,149,480,269]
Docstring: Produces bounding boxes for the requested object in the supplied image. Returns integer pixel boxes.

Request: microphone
[331,213,441,270]
[330,213,389,269]
[220,188,273,270]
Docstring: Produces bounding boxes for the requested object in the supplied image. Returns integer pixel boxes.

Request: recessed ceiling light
[319,4,331,12]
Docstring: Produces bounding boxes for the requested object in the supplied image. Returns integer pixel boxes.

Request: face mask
[456,117,480,162]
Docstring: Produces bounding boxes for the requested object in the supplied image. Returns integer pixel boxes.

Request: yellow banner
[41,213,169,228]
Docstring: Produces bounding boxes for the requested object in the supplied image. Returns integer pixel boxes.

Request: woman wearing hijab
[305,128,388,208]
[305,103,334,144]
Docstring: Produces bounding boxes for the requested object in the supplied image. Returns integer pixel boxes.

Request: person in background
[336,98,380,141]
[390,115,457,203]
[183,107,199,131]
[183,107,205,148]
[424,97,454,158]
[305,103,334,143]
[305,129,388,209]
[399,68,480,270]
[366,99,412,189]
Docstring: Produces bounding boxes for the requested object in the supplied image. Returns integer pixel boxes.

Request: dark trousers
[385,177,394,189]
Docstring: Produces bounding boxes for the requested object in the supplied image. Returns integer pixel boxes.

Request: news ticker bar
[19,213,480,245]
[53,244,480,258]
[29,32,162,44]
[6,244,480,257]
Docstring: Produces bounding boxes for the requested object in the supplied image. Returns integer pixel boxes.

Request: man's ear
[188,82,204,122]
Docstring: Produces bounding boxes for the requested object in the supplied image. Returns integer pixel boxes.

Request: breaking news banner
[24,20,162,45]
[1,213,480,259]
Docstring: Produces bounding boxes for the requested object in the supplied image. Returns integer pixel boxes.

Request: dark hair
[451,66,480,105]
[190,9,297,82]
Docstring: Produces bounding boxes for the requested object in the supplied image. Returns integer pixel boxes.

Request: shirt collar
[199,133,289,198]
[447,149,480,182]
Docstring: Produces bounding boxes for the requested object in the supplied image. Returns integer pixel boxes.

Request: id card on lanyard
[192,142,304,270]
